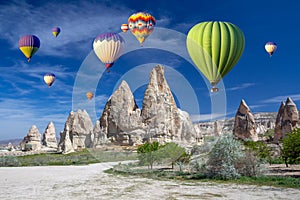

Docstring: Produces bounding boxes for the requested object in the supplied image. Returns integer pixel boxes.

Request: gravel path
[0,162,299,200]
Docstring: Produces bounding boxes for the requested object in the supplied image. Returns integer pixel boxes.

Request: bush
[236,150,266,177]
[243,140,272,164]
[206,134,244,179]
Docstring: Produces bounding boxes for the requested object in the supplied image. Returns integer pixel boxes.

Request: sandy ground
[0,162,299,200]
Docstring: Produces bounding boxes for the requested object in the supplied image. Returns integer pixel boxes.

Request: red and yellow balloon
[122,12,156,46]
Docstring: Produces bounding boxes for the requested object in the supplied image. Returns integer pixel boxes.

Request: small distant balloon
[93,32,125,71]
[86,92,94,100]
[121,24,128,32]
[52,27,61,37]
[127,12,156,46]
[18,35,40,62]
[44,73,56,87]
[265,42,277,57]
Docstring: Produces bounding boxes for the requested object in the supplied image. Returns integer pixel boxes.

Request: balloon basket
[210,87,219,93]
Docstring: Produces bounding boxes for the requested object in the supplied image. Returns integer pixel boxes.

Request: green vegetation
[107,134,300,189]
[0,148,137,167]
[243,140,272,164]
[281,128,300,166]
[137,142,190,170]
[107,163,300,188]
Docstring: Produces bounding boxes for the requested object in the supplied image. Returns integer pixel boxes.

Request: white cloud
[226,83,256,91]
[261,94,300,104]
[0,0,131,58]
[0,97,70,139]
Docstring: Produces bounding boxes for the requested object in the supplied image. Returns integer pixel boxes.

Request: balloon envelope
[186,21,245,90]
[265,42,277,56]
[121,24,128,32]
[128,12,156,46]
[52,27,61,37]
[93,32,125,70]
[18,35,40,62]
[44,73,56,87]
[86,92,94,100]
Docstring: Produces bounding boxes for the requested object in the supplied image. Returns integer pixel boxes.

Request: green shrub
[281,128,300,166]
[206,134,244,179]
[243,140,272,164]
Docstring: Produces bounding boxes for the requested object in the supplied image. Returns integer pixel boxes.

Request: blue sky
[1,0,300,140]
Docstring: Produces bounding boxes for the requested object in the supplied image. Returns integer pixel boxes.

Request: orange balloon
[86,92,94,100]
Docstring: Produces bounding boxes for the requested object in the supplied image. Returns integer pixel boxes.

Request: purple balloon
[94,32,124,43]
[52,27,61,33]
[18,35,40,48]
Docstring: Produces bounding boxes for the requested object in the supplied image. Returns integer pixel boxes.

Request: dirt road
[0,162,299,200]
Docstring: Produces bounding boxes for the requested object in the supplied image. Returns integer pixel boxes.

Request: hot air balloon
[186,21,245,92]
[265,42,277,57]
[93,32,125,71]
[86,92,94,100]
[18,35,40,62]
[52,27,61,37]
[127,12,156,46]
[44,73,56,87]
[121,24,128,32]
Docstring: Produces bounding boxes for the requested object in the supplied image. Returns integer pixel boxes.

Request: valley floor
[0,162,299,200]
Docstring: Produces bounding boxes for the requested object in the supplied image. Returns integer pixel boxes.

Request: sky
[1,0,300,140]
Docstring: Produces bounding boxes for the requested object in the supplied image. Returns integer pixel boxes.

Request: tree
[159,142,190,170]
[281,128,300,166]
[137,141,161,169]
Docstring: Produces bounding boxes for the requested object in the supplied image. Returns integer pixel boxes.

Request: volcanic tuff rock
[100,80,145,145]
[233,99,258,141]
[141,65,196,144]
[274,97,299,143]
[58,109,93,151]
[20,125,42,151]
[58,125,75,154]
[99,65,197,146]
[92,120,108,148]
[42,121,58,149]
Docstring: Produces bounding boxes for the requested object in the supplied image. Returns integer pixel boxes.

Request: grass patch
[107,163,300,189]
[0,148,137,167]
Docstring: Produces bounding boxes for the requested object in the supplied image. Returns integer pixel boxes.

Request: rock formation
[274,97,299,143]
[58,125,74,154]
[20,125,42,151]
[141,65,196,144]
[194,112,276,140]
[98,65,197,146]
[42,121,58,149]
[92,120,108,147]
[58,109,93,151]
[100,80,145,145]
[233,99,258,141]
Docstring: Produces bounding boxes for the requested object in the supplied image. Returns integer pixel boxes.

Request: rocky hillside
[194,98,299,142]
